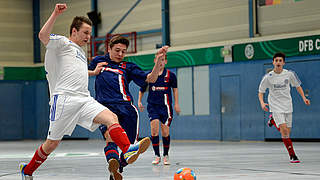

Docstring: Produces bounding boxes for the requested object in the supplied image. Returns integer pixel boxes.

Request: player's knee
[151,131,159,136]
[109,111,118,124]
[100,110,119,126]
[151,127,159,135]
[162,130,169,137]
[280,130,290,138]
[161,130,169,137]
[43,139,60,153]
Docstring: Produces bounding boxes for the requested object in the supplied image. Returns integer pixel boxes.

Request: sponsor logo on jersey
[151,86,168,91]
[274,84,286,89]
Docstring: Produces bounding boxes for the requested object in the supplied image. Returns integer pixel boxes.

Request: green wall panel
[233,34,320,62]
[125,46,224,70]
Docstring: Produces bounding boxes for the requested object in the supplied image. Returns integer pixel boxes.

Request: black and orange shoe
[267,114,274,127]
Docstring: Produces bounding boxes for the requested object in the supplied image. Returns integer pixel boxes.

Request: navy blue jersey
[89,53,148,104]
[140,68,177,105]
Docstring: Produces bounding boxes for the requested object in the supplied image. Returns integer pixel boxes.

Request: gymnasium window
[177,65,210,116]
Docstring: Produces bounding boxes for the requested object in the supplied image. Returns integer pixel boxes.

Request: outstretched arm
[145,46,169,83]
[38,4,67,46]
[296,86,310,105]
[138,91,145,112]
[258,92,269,112]
[173,88,181,115]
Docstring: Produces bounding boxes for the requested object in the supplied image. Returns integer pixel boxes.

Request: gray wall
[3,1,320,64]
[170,0,249,47]
[98,0,249,51]
[258,0,320,36]
[0,0,92,65]
[39,0,91,62]
[0,0,33,66]
[98,0,162,51]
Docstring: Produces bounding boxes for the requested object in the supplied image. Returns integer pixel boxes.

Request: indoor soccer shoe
[290,155,300,163]
[108,158,122,180]
[267,114,274,127]
[19,163,33,180]
[123,137,151,164]
[152,156,161,165]
[163,155,171,165]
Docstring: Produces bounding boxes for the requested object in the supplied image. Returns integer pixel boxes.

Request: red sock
[271,119,280,131]
[24,145,49,175]
[282,138,296,157]
[108,123,130,153]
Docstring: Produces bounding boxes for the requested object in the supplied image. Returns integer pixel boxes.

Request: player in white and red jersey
[258,52,310,163]
[19,4,149,180]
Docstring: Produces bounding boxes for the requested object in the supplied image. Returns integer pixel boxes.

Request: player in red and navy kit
[138,56,180,165]
[89,35,168,180]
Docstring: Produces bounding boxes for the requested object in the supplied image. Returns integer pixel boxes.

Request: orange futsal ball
[174,168,197,180]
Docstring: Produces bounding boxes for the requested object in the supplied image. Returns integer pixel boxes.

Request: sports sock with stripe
[108,123,131,153]
[282,138,296,157]
[24,144,49,175]
[151,136,160,157]
[162,135,170,156]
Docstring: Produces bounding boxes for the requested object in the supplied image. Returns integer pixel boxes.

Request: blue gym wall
[0,55,319,141]
[130,55,320,141]
[0,80,49,140]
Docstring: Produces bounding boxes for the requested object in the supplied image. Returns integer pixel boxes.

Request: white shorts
[272,112,292,128]
[47,94,107,140]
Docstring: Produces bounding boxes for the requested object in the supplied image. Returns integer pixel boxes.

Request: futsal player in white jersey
[258,52,310,163]
[19,4,149,180]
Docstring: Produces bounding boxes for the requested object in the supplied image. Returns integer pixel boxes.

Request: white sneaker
[152,156,161,165]
[163,155,170,165]
[19,163,33,180]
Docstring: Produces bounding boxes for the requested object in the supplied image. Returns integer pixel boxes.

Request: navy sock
[104,142,119,162]
[162,136,170,156]
[151,136,160,157]
[119,153,128,172]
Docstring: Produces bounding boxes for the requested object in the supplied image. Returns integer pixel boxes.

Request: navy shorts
[147,103,173,126]
[99,102,139,144]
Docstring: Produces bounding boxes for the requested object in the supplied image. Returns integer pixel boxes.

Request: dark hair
[70,16,92,35]
[273,52,286,61]
[109,35,129,49]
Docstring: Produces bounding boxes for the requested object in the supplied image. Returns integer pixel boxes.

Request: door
[220,75,241,141]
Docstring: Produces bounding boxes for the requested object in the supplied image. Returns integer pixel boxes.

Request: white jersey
[258,69,301,113]
[45,34,90,102]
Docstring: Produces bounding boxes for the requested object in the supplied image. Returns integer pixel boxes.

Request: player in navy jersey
[138,55,180,165]
[88,35,168,180]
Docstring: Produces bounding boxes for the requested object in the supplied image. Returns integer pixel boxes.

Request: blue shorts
[147,103,173,126]
[99,102,139,144]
